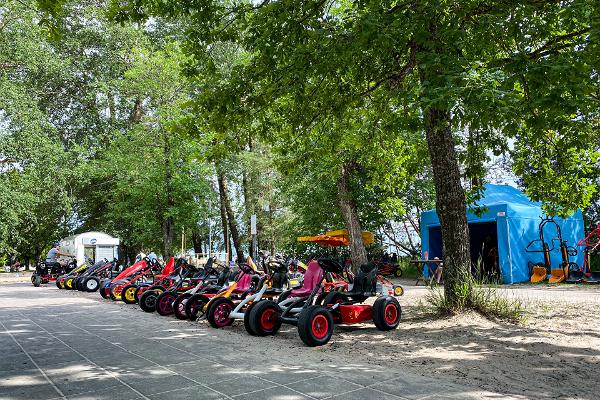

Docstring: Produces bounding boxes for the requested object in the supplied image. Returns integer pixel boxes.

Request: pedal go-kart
[56,257,94,289]
[32,259,76,287]
[120,257,178,304]
[248,259,403,346]
[99,257,161,300]
[138,258,204,314]
[74,258,120,292]
[205,256,290,330]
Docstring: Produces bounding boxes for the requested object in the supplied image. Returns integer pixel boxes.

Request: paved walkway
[1,283,500,400]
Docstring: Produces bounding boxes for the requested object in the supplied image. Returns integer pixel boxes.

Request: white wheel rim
[87,280,98,290]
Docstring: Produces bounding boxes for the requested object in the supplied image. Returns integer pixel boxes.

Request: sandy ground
[335,281,600,399]
[2,275,599,399]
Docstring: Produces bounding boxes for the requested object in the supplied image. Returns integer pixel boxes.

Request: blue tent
[420,184,585,284]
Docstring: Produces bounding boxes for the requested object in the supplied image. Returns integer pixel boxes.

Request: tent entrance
[469,221,500,282]
[427,221,500,282]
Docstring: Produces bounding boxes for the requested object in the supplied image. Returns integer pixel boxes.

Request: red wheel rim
[311,314,329,339]
[159,294,174,313]
[260,308,277,330]
[384,303,398,324]
[213,303,232,327]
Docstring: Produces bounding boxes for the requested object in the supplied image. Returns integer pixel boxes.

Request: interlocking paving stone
[287,375,363,399]
[0,284,482,400]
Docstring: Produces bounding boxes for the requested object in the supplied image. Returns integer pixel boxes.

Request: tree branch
[360,42,416,96]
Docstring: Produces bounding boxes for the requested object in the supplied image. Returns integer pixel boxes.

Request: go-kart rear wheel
[56,276,64,289]
[32,274,41,287]
[394,267,403,278]
[243,301,259,335]
[297,305,333,347]
[373,296,401,331]
[156,291,177,316]
[186,294,210,320]
[173,293,193,320]
[249,300,282,336]
[99,285,110,299]
[139,290,159,313]
[207,297,235,328]
[121,285,138,304]
[84,277,100,292]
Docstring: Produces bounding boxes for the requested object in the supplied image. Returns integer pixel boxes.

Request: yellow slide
[530,266,548,283]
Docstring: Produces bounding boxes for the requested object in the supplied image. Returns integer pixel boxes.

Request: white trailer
[60,232,120,266]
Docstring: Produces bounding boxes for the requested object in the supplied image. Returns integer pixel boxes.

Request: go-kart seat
[232,264,256,294]
[323,263,377,304]
[290,260,324,297]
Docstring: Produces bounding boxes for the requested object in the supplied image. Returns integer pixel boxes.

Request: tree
[99,0,599,307]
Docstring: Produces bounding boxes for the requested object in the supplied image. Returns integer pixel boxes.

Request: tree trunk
[217,170,244,262]
[423,107,472,307]
[129,97,143,123]
[162,132,174,257]
[219,172,244,263]
[217,178,230,257]
[337,161,368,272]
[242,170,254,258]
[191,231,203,254]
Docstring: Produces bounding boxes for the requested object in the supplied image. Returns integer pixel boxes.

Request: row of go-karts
[44,253,404,347]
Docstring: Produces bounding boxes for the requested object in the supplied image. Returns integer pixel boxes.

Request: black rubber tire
[121,284,139,304]
[277,289,292,304]
[248,300,282,336]
[99,284,110,299]
[139,290,159,313]
[314,291,329,305]
[56,277,63,289]
[243,301,259,335]
[206,297,235,328]
[84,277,100,292]
[173,293,193,320]
[76,277,86,291]
[186,294,210,320]
[65,277,75,290]
[394,267,403,278]
[297,305,334,347]
[134,286,146,303]
[373,296,402,331]
[156,291,178,316]
[33,275,41,287]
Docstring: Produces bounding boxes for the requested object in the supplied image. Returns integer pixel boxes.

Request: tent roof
[422,184,544,225]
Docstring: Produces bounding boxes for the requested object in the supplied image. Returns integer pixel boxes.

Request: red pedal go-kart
[99,257,162,300]
[248,259,403,346]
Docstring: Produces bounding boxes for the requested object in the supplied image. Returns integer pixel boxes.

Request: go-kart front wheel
[173,293,192,320]
[206,297,235,328]
[248,300,282,336]
[139,290,159,313]
[297,305,334,347]
[56,276,64,289]
[185,294,210,321]
[32,275,41,287]
[84,277,100,292]
[121,285,138,304]
[156,291,177,316]
[373,296,401,331]
[65,277,75,290]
